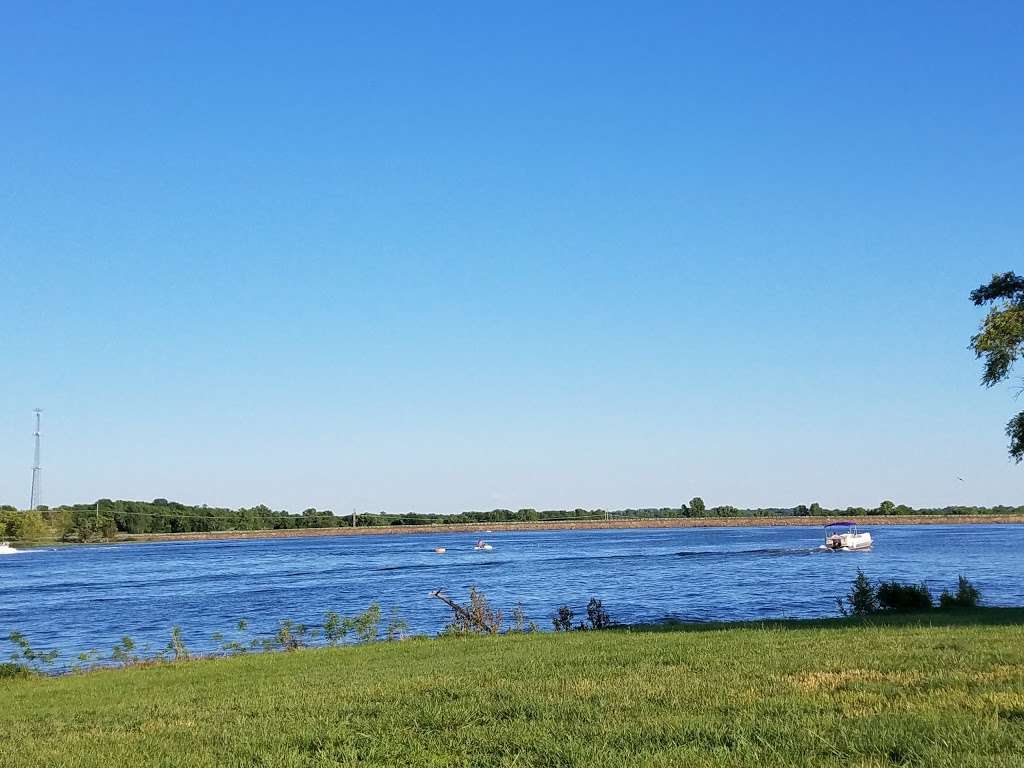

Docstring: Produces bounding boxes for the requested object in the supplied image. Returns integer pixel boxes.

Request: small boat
[0,541,17,556]
[433,547,446,554]
[823,521,872,551]
[474,539,493,551]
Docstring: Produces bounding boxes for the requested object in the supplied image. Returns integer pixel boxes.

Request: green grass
[2,610,1023,767]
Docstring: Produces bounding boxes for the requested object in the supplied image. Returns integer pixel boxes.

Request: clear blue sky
[2,2,1021,513]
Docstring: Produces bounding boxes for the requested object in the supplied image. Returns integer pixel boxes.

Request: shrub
[877,581,933,612]
[510,603,538,633]
[322,604,384,645]
[271,619,320,651]
[324,611,346,645]
[7,631,60,671]
[840,571,981,616]
[552,605,575,632]
[211,619,252,656]
[585,598,613,629]
[0,662,32,680]
[438,588,503,636]
[842,569,879,616]
[75,649,100,668]
[940,575,981,609]
[384,607,409,642]
[166,626,190,661]
[354,603,383,642]
[111,636,139,666]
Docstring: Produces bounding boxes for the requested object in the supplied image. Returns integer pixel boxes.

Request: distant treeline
[0,497,1020,542]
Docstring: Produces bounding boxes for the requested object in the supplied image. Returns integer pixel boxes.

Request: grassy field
[1,610,1022,767]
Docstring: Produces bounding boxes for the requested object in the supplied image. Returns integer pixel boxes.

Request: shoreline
[113,513,1024,544]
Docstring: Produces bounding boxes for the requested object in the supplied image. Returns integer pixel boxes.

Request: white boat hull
[826,532,872,551]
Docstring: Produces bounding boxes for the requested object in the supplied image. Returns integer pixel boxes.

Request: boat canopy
[824,520,858,527]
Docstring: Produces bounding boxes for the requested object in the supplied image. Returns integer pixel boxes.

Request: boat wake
[676,546,822,560]
[376,559,513,573]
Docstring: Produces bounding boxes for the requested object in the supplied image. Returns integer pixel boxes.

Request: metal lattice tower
[29,409,42,510]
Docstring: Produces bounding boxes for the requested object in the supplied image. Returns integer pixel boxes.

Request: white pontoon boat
[823,521,872,551]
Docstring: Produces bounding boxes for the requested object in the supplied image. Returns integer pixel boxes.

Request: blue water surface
[1,525,1021,662]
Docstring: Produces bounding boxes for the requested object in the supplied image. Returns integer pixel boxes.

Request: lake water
[1,525,1022,663]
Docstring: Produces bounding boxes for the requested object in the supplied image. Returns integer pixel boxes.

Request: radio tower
[29,409,42,511]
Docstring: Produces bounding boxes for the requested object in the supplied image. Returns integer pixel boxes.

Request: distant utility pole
[29,408,42,510]
[352,507,357,528]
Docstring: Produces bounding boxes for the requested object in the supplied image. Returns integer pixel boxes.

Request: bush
[384,608,409,642]
[353,604,383,643]
[7,631,59,671]
[552,606,575,632]
[323,604,384,645]
[840,571,981,616]
[877,581,933,612]
[510,603,538,633]
[166,626,189,661]
[111,636,139,666]
[585,598,612,630]
[0,662,32,680]
[940,575,981,609]
[842,570,879,616]
[435,588,503,636]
